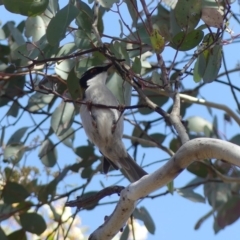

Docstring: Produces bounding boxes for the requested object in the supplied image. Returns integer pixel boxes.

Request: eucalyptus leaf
[20,212,47,235]
[51,102,75,136]
[38,139,57,167]
[46,3,79,46]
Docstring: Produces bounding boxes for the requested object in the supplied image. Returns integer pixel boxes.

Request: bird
[79,63,147,182]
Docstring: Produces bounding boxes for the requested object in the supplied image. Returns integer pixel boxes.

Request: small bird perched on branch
[79,63,147,182]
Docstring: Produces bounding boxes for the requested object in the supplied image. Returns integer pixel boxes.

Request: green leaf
[106,72,132,105]
[27,92,54,112]
[67,67,82,100]
[38,139,57,167]
[5,21,25,45]
[7,229,27,240]
[46,3,79,46]
[133,207,155,234]
[110,41,130,65]
[51,102,75,136]
[6,101,19,118]
[0,227,7,240]
[174,0,201,32]
[187,161,209,178]
[3,143,25,163]
[124,0,138,28]
[25,16,46,41]
[132,57,141,74]
[20,212,47,235]
[55,59,75,80]
[3,181,30,204]
[204,182,231,208]
[74,29,97,49]
[150,29,165,53]
[75,0,93,32]
[230,134,240,145]
[214,197,240,233]
[167,181,174,194]
[177,188,205,203]
[140,133,166,148]
[7,127,28,144]
[119,224,129,240]
[56,42,77,57]
[57,127,75,149]
[75,145,96,160]
[3,0,49,16]
[171,30,204,51]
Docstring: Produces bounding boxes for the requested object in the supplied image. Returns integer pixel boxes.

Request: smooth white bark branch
[89,138,240,240]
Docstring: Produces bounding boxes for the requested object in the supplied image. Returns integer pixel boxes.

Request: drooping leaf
[38,139,57,167]
[20,212,47,235]
[119,224,130,240]
[57,127,75,148]
[214,197,240,233]
[46,3,79,46]
[133,207,155,234]
[55,59,75,80]
[124,0,138,28]
[7,127,28,144]
[27,92,54,112]
[106,72,132,105]
[25,16,46,41]
[51,102,75,136]
[74,29,97,49]
[177,188,205,203]
[150,28,165,53]
[2,181,30,204]
[132,57,142,74]
[67,67,82,100]
[3,143,25,163]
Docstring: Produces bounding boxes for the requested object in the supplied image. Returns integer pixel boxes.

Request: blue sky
[1,0,240,239]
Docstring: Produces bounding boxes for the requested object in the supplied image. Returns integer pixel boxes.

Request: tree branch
[89,138,240,240]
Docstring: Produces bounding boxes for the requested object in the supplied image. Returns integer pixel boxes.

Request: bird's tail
[120,154,147,182]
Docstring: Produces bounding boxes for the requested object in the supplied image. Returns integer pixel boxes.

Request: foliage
[0,0,240,239]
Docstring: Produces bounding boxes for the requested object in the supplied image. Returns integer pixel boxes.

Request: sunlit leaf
[150,29,165,53]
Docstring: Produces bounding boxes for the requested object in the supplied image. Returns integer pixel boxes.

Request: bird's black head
[79,63,112,89]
